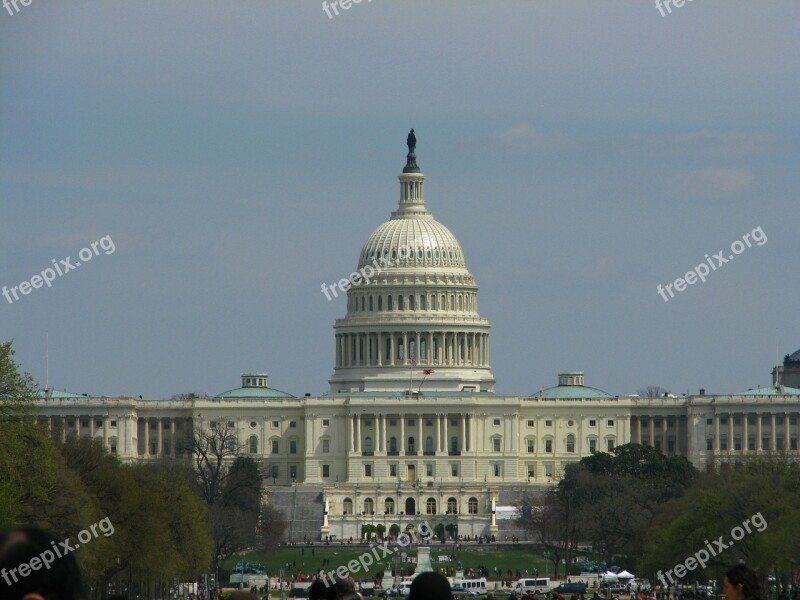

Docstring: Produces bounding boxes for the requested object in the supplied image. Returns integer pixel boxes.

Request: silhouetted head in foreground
[409,572,452,600]
[724,565,762,600]
[0,526,83,600]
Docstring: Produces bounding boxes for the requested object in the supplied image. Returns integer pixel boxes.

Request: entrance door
[407,463,416,482]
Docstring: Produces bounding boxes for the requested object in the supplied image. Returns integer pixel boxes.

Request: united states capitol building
[35,133,800,542]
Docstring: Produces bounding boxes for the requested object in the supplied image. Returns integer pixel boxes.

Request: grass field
[224,544,558,580]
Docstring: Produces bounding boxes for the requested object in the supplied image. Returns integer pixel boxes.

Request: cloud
[495,122,579,152]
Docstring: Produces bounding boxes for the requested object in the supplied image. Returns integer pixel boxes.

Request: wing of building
[34,133,800,542]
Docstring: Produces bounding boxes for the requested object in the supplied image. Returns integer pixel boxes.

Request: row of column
[335,331,489,368]
[140,417,192,457]
[633,415,684,453]
[41,414,135,456]
[712,411,795,452]
[349,413,472,454]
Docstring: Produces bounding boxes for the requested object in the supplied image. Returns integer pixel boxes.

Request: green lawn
[224,545,559,581]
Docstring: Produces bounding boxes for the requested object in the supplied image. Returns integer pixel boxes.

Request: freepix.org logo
[320,521,433,588]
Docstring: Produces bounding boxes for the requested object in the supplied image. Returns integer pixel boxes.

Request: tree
[0,340,39,417]
[389,524,401,539]
[376,523,387,540]
[636,386,670,398]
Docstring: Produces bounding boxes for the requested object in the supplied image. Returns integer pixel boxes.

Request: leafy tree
[376,523,387,539]
[0,340,39,417]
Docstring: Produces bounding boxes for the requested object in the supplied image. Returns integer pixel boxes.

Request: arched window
[420,295,426,310]
[410,295,415,310]
[425,436,434,453]
[408,436,415,452]
[431,295,437,310]
[361,296,365,311]
[426,498,437,515]
[447,497,458,514]
[451,436,459,452]
[364,498,374,515]
[405,497,416,515]
[369,296,374,311]
[389,437,397,453]
[566,434,576,453]
[398,295,404,310]
[343,498,353,515]
[388,295,393,311]
[364,436,373,453]
[385,498,395,514]
[441,294,446,310]
[249,435,258,454]
[468,497,478,514]
[378,296,383,311]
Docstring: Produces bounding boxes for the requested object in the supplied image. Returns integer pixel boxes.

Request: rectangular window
[227,421,235,428]
[407,419,415,426]
[733,417,741,425]
[272,421,279,428]
[706,438,713,451]
[706,418,713,425]
[589,419,596,427]
[451,418,458,426]
[748,437,756,451]
[322,419,330,427]
[322,439,330,453]
[545,439,553,453]
[425,419,432,426]
[426,463,433,477]
[566,439,575,453]
[271,466,279,478]
[110,443,117,454]
[777,416,784,425]
[290,421,297,428]
[721,438,728,451]
[451,463,458,477]
[762,437,769,450]
[527,464,535,478]
[527,420,534,427]
[607,419,614,426]
[734,438,742,451]
[365,419,373,427]
[720,417,727,425]
[390,464,397,477]
[493,463,501,477]
[545,420,553,427]
[545,463,554,478]
[364,464,372,477]
[668,439,675,453]
[289,465,297,480]
[493,438,501,452]
[493,419,501,426]
[791,438,798,450]
[110,420,117,427]
[390,419,397,426]
[589,439,597,453]
[527,440,534,453]
[272,440,279,454]
[607,439,615,452]
[290,440,297,454]
[322,465,330,477]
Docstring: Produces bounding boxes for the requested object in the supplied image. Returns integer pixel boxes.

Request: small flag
[423,368,434,375]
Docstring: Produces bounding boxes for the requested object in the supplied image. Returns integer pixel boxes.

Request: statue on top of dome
[407,128,416,154]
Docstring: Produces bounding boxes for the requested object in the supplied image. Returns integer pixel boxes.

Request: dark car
[552,583,588,595]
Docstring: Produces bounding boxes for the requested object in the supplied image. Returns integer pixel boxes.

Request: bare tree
[191,422,242,505]
[636,385,670,398]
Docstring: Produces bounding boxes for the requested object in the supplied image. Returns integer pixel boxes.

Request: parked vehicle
[516,578,551,593]
[451,586,480,597]
[552,582,588,595]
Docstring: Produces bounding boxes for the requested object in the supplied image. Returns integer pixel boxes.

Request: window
[271,466,279,479]
[110,420,117,427]
[545,463,554,478]
[527,464,535,478]
[390,419,397,426]
[228,421,235,428]
[493,463,501,477]
[408,418,415,427]
[426,498,437,514]
[272,420,279,428]
[545,439,553,453]
[707,438,713,451]
[364,498,374,515]
[493,438,501,452]
[527,420,534,427]
[450,436,458,452]
[527,439,535,453]
[748,437,756,451]
[607,419,614,426]
[545,420,553,427]
[390,437,398,453]
[426,463,433,477]
[468,497,478,514]
[447,498,458,514]
[249,435,258,454]
[290,421,297,428]
[95,419,103,428]
[290,440,297,454]
[271,440,279,454]
[365,419,373,427]
[343,498,353,515]
[607,439,615,452]
[110,443,117,454]
[451,463,458,477]
[390,464,397,477]
[589,419,596,427]
[566,434,575,453]
[493,419,501,426]
[322,465,330,477]
[385,498,395,514]
[706,418,713,425]
[322,419,330,427]
[322,439,330,453]
[289,465,297,480]
[210,421,217,429]
[450,418,458,426]
[425,419,433,426]
[364,436,373,453]
[249,421,257,428]
[589,439,597,453]
[408,437,415,452]
[364,464,372,477]
[720,417,728,425]
[425,437,433,453]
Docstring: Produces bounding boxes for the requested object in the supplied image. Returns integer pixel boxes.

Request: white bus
[516,578,551,593]
[453,578,488,593]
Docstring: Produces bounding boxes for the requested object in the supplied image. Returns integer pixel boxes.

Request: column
[350,415,355,453]
[435,414,441,453]
[356,415,361,453]
[662,417,668,450]
[461,415,466,452]
[390,334,395,366]
[786,412,791,451]
[714,414,720,452]
[355,335,361,366]
[402,332,408,365]
[771,414,777,450]
[170,419,176,455]
[157,418,164,456]
[400,415,405,453]
[377,333,383,366]
[89,416,95,438]
[649,417,655,446]
[743,413,749,452]
[635,417,642,444]
[418,414,423,451]
[757,413,763,451]
[144,419,150,455]
[415,332,421,364]
[382,414,388,452]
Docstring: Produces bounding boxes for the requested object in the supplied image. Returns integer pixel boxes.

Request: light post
[543,551,549,578]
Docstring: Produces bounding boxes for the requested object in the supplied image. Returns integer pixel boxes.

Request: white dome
[358,216,467,270]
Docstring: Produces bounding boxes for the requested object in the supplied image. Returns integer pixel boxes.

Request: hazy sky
[2,1,798,399]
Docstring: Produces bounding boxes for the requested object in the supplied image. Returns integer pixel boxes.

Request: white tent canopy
[600,572,619,582]
[617,571,635,579]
